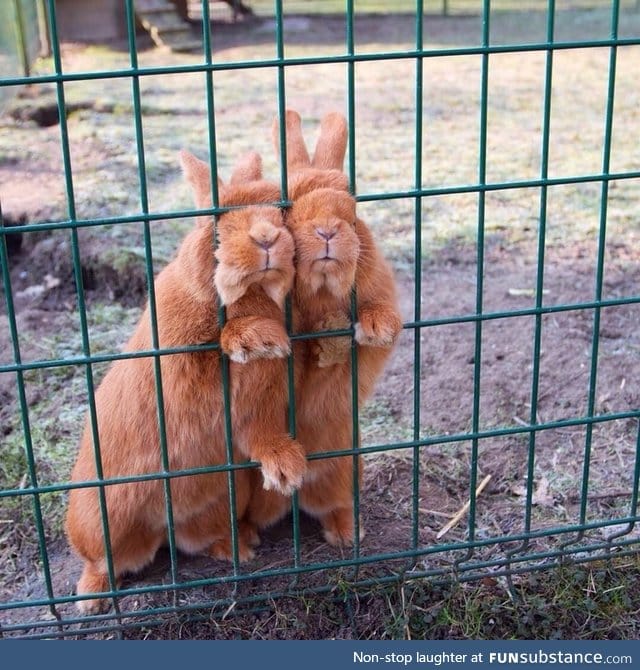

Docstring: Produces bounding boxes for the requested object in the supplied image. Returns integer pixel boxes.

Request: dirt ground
[1,9,640,639]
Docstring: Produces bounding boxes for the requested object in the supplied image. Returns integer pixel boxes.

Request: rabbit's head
[287,187,359,300]
[214,204,294,308]
[271,109,358,300]
[180,150,294,308]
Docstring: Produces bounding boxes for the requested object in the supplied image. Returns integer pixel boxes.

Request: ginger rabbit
[66,151,305,614]
[245,110,403,545]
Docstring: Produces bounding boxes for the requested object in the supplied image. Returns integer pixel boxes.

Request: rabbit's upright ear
[180,150,223,208]
[312,112,348,171]
[272,109,311,172]
[229,151,263,184]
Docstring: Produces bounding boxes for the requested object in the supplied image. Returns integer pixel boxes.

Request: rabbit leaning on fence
[65,151,306,614]
[245,110,403,546]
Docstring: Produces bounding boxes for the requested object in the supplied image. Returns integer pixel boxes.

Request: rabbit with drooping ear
[245,110,403,545]
[183,150,307,495]
[65,151,305,614]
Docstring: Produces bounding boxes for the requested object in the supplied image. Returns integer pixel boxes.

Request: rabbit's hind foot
[75,565,117,615]
[208,521,259,563]
[320,508,366,547]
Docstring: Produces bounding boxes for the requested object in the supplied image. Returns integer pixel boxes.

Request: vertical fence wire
[565,0,620,554]
[124,0,180,597]
[455,0,491,573]
[2,0,640,637]
[0,202,60,631]
[201,0,242,578]
[346,0,362,572]
[273,0,303,573]
[411,0,424,559]
[274,0,289,203]
[45,0,122,620]
[11,0,30,77]
[505,0,556,579]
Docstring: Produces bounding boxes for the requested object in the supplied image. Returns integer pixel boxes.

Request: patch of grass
[131,557,640,639]
[0,420,76,599]
[361,397,413,446]
[381,559,640,639]
[0,304,141,554]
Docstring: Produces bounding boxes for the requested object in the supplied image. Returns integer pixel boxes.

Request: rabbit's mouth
[260,266,292,287]
[311,258,338,277]
[256,266,278,279]
[314,255,337,266]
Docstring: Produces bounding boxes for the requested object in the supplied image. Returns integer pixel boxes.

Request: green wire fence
[1,0,640,639]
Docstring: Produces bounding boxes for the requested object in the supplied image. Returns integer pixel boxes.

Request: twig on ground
[436,475,492,540]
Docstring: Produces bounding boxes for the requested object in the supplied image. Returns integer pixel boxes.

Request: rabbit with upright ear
[245,110,403,545]
[65,151,305,614]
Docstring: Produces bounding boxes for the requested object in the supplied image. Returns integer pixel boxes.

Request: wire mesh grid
[1,0,639,639]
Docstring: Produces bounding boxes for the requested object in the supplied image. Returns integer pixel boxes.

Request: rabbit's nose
[315,228,336,242]
[250,229,280,250]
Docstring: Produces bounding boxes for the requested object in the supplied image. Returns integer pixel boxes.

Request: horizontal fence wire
[1,0,640,638]
[5,36,640,90]
[3,169,640,235]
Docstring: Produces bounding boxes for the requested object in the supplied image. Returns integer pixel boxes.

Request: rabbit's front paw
[221,316,290,363]
[259,438,307,496]
[312,311,352,368]
[354,307,402,348]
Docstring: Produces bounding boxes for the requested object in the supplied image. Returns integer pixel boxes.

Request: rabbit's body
[248,216,401,543]
[246,112,402,545]
[66,224,250,613]
[66,154,305,614]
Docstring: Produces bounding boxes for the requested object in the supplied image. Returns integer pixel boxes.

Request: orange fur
[66,150,305,614]
[245,111,403,545]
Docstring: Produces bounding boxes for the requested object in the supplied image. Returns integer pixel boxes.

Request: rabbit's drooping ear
[180,150,224,209]
[272,109,311,172]
[229,151,263,185]
[312,112,348,171]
